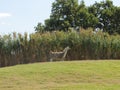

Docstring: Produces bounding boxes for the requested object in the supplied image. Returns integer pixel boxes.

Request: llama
[49,46,70,62]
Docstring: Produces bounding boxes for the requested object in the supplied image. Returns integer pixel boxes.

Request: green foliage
[48,0,80,31]
[112,7,120,34]
[34,23,45,33]
[36,0,98,31]
[88,0,120,34]
[0,29,120,67]
[35,0,120,34]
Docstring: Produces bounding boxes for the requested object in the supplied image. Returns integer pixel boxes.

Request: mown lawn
[0,60,120,90]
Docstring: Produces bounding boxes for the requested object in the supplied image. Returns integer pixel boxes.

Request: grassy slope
[0,60,120,90]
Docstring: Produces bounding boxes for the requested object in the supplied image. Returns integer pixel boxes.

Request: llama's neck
[63,48,67,53]
[62,49,68,59]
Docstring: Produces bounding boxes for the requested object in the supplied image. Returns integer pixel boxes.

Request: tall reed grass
[0,29,120,67]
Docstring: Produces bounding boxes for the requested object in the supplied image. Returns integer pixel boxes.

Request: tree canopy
[35,0,120,34]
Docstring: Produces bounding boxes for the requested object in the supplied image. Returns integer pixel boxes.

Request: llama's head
[63,46,70,52]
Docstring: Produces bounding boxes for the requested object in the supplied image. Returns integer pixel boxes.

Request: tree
[44,0,98,31]
[34,23,45,33]
[35,0,120,34]
[48,0,79,31]
[76,1,98,29]
[88,0,117,34]
[111,7,120,34]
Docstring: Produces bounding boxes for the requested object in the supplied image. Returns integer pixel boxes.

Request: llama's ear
[67,46,70,49]
[66,46,69,48]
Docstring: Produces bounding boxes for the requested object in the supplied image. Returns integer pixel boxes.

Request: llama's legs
[50,58,53,62]
[61,58,64,61]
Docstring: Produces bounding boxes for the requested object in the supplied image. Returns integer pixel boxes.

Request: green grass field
[0,60,120,90]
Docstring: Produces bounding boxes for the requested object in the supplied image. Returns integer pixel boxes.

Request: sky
[0,0,120,35]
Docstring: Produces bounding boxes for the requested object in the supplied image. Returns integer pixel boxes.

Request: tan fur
[49,46,70,62]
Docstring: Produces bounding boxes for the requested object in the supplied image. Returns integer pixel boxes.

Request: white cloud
[0,22,12,26]
[0,13,12,18]
[1,22,6,25]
